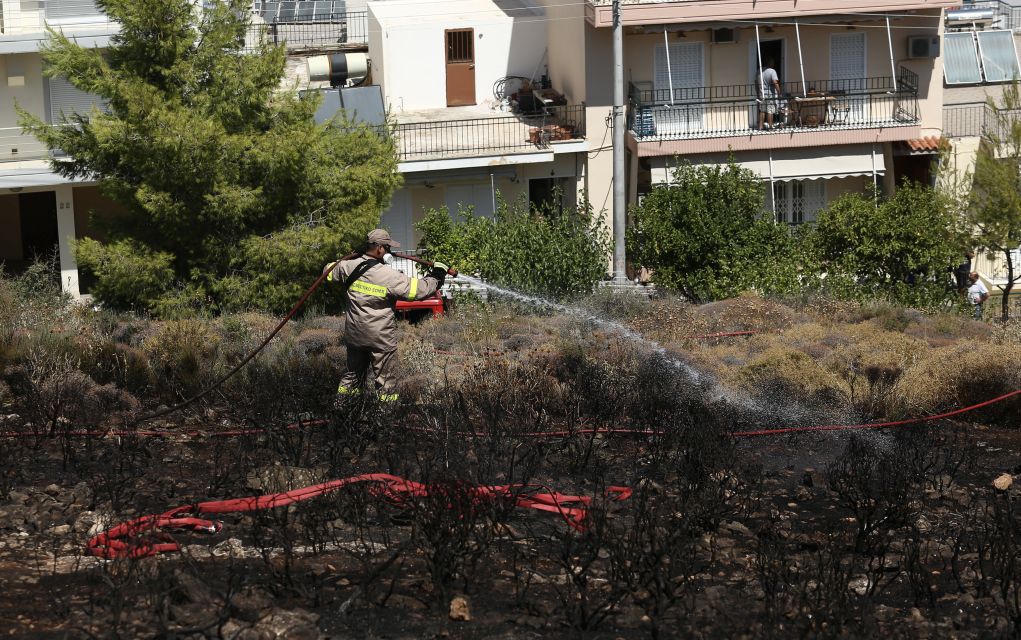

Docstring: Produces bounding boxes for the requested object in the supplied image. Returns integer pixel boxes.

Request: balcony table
[792,95,835,127]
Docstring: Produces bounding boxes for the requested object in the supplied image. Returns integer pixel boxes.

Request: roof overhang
[650,143,886,183]
[587,0,955,28]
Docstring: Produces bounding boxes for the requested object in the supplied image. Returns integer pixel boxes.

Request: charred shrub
[606,481,707,639]
[827,435,924,554]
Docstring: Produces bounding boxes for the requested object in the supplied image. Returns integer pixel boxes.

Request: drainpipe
[612,0,626,283]
[886,17,898,92]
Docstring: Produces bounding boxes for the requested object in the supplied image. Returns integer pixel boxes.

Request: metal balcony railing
[249,1,368,49]
[628,75,920,141]
[943,103,989,137]
[0,0,111,34]
[0,128,54,162]
[393,105,586,161]
[0,106,587,167]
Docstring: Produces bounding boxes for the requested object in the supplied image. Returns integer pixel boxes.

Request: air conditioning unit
[907,36,940,59]
[712,28,738,44]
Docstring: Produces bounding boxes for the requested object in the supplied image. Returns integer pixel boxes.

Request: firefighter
[324,229,448,403]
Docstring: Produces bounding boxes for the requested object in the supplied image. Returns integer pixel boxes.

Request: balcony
[627,73,921,155]
[0,0,113,41]
[585,0,957,27]
[0,127,52,162]
[392,105,586,165]
[249,1,368,51]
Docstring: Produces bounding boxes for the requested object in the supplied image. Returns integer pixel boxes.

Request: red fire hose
[86,473,632,559]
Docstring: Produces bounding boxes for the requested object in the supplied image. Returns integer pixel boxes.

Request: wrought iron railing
[0,128,55,162]
[943,103,989,137]
[253,11,368,51]
[628,75,919,141]
[0,106,586,167]
[393,105,586,161]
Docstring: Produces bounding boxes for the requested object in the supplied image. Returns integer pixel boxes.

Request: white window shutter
[48,76,108,124]
[653,42,704,133]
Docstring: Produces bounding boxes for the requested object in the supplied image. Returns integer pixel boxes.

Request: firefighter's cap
[367,228,400,249]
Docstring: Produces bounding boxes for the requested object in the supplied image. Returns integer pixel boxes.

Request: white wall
[370,0,547,111]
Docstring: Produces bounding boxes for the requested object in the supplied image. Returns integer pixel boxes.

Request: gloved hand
[430,261,449,285]
[323,261,339,277]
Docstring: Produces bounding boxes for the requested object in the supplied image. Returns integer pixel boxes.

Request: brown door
[445,28,476,106]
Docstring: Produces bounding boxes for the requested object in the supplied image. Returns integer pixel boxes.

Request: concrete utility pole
[611,0,626,283]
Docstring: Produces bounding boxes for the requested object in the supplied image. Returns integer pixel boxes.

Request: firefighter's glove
[430,262,449,286]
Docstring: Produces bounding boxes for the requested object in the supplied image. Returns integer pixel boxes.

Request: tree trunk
[1003,248,1015,323]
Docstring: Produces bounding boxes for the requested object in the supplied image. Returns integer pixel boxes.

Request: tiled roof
[904,136,947,153]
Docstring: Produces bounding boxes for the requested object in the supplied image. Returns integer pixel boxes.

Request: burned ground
[1,288,1021,639]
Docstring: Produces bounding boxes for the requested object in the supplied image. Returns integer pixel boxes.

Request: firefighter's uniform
[326,253,441,400]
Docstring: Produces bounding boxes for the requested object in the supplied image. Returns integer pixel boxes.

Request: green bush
[805,182,961,307]
[416,197,610,300]
[75,238,175,312]
[627,160,804,302]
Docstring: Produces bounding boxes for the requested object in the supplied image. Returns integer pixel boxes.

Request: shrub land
[1,270,1021,638]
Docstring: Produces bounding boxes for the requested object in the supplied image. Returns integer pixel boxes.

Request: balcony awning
[651,144,885,183]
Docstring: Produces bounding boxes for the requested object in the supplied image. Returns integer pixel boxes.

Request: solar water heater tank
[307,53,369,87]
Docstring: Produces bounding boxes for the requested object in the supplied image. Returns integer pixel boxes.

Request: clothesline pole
[664,27,675,105]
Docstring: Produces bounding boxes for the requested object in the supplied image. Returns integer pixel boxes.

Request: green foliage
[966,82,1021,321]
[75,237,175,311]
[807,182,959,307]
[416,197,610,300]
[19,0,400,315]
[627,161,804,303]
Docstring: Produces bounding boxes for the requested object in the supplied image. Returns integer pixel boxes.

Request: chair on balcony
[827,90,850,125]
[633,107,656,138]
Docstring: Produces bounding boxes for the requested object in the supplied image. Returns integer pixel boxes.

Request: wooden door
[445,28,476,106]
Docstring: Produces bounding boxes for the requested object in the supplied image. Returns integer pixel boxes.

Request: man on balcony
[757,59,782,131]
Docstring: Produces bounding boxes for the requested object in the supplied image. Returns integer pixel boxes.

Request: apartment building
[534,0,953,240]
[364,0,588,249]
[939,0,1021,289]
[0,0,367,298]
[0,0,119,298]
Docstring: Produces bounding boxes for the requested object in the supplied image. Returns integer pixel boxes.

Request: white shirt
[968,280,989,304]
[760,68,779,96]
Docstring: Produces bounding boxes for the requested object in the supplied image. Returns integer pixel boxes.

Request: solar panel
[977,30,1021,83]
[340,85,386,127]
[944,33,983,84]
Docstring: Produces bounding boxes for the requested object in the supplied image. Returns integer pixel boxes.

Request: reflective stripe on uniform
[408,278,419,299]
[378,393,399,402]
[337,385,358,395]
[349,279,388,298]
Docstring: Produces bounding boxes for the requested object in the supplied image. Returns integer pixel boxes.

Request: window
[653,42,704,133]
[528,177,573,214]
[44,0,103,21]
[945,30,1019,84]
[445,184,494,219]
[772,180,825,225]
[47,76,109,124]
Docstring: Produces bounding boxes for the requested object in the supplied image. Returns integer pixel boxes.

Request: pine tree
[20,0,401,314]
